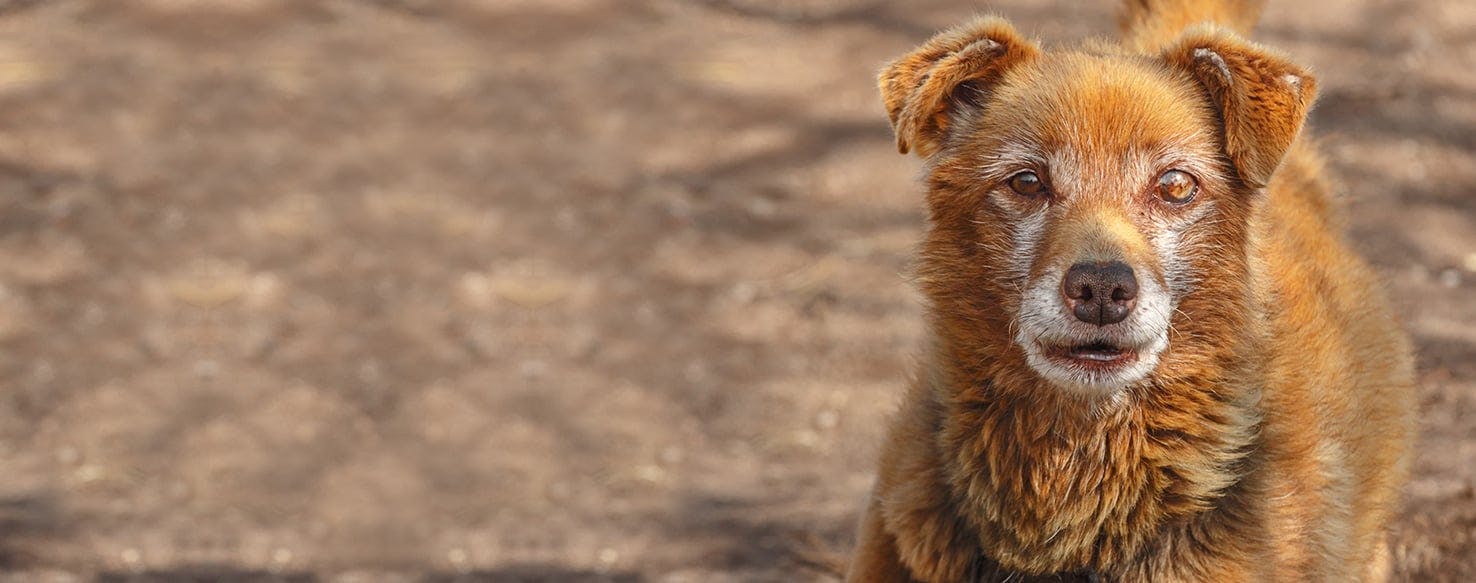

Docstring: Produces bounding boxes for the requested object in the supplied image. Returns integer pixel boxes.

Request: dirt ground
[0,0,1469,581]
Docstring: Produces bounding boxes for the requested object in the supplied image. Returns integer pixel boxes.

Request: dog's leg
[846,494,917,583]
[1363,536,1392,582]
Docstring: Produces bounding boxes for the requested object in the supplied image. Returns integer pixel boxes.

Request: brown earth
[0,0,1469,581]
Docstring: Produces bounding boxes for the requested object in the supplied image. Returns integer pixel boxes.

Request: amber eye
[1008,171,1046,197]
[1156,169,1198,204]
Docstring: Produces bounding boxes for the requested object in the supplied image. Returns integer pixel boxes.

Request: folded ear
[1162,27,1317,188]
[879,17,1039,157]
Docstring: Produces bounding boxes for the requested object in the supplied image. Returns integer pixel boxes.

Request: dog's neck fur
[925,303,1267,577]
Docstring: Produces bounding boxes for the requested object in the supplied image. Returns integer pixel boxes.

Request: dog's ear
[880,17,1039,157]
[1162,27,1317,188]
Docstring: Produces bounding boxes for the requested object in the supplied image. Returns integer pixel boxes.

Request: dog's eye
[1156,169,1198,204]
[1008,171,1046,197]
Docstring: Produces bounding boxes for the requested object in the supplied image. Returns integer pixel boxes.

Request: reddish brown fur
[847,1,1415,581]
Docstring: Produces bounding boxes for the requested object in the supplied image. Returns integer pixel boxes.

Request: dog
[846,0,1416,580]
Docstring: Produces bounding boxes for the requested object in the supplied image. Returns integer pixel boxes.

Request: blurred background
[0,0,1469,581]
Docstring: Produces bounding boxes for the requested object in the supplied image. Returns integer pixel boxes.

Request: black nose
[1062,261,1138,326]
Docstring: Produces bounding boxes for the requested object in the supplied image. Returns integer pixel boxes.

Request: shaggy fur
[847,1,1415,581]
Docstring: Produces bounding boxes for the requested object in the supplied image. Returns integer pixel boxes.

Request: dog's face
[974,53,1226,394]
[883,19,1314,397]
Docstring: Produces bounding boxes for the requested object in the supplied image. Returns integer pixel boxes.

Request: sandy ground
[0,0,1469,581]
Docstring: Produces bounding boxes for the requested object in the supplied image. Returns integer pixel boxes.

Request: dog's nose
[1062,261,1138,326]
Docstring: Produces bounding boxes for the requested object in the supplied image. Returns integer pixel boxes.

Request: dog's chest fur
[929,347,1265,576]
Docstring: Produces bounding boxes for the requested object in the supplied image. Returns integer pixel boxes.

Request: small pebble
[747,197,777,217]
[1439,269,1461,288]
[729,282,758,304]
[635,464,664,483]
[75,465,104,483]
[815,410,840,430]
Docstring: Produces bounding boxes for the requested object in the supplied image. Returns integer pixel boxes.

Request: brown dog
[847,1,1416,581]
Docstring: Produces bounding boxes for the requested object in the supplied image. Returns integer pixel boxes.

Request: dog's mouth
[1041,340,1139,370]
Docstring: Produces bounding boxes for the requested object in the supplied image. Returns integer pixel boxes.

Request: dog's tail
[1119,0,1265,51]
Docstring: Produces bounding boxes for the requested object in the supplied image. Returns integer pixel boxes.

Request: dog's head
[884,18,1315,396]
